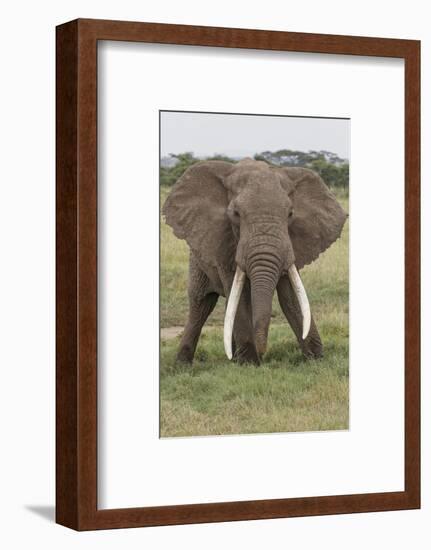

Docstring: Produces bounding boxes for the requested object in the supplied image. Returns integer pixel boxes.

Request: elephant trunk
[249,255,281,358]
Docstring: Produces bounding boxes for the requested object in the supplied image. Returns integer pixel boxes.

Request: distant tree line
[160,150,349,190]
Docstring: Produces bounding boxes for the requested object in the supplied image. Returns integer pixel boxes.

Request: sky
[160,111,350,160]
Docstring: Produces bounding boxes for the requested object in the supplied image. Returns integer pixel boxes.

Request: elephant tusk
[287,264,311,340]
[224,266,246,360]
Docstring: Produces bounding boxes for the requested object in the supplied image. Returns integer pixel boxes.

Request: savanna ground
[160,185,349,437]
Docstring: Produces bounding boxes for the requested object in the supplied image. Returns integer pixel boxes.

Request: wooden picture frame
[56,18,420,530]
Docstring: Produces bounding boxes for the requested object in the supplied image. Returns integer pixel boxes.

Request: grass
[160,185,349,437]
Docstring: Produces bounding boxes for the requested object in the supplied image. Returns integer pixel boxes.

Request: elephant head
[163,159,347,360]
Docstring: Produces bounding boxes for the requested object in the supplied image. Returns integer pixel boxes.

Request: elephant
[163,158,347,365]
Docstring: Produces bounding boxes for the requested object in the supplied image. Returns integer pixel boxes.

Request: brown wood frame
[56,18,420,531]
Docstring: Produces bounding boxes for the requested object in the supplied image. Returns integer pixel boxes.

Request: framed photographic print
[56,19,420,530]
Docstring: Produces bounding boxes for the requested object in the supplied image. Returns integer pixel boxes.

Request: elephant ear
[281,167,348,270]
[162,161,236,269]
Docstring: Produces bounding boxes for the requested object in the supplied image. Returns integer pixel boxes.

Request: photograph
[160,110,350,438]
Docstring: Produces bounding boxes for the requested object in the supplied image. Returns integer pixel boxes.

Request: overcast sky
[160,111,350,160]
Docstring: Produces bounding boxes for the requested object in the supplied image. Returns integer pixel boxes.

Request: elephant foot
[175,345,195,365]
[300,336,323,359]
[234,343,260,365]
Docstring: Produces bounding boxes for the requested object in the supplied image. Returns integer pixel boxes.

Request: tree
[160,151,349,191]
[159,152,199,186]
[309,159,349,189]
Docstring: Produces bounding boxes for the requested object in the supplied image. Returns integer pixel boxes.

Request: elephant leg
[276,275,323,359]
[176,291,219,364]
[176,256,219,364]
[232,284,260,365]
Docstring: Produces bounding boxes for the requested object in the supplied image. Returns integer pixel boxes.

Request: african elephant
[163,158,347,365]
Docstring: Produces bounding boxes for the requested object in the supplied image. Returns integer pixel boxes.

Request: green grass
[160,185,349,437]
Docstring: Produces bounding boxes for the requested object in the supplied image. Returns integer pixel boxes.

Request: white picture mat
[97,41,405,509]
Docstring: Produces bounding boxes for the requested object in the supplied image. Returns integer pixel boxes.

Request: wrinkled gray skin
[163,159,347,365]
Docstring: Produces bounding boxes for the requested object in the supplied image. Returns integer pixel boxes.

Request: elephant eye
[288,208,294,219]
[228,204,240,225]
